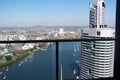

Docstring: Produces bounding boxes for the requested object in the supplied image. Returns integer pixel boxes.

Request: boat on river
[6,66,8,71]
[76,76,79,79]
[73,69,78,75]
[3,75,7,79]
[73,68,80,79]
[25,59,28,62]
[77,44,79,51]
[74,46,76,52]
[0,72,3,75]
[18,61,24,66]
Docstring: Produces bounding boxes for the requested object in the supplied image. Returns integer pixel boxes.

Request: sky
[0,0,116,27]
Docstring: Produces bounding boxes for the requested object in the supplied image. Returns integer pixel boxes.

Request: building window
[97,31,100,35]
[102,2,105,8]
[93,44,95,48]
[91,52,95,56]
[87,69,91,75]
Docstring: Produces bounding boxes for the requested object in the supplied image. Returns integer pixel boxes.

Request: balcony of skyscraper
[0,0,119,80]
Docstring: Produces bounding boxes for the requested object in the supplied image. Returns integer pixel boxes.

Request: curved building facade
[80,0,115,79]
[80,28,115,79]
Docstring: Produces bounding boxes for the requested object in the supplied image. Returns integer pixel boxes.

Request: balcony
[0,38,116,80]
[0,0,119,80]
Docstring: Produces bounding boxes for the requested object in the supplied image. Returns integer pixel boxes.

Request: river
[0,42,81,80]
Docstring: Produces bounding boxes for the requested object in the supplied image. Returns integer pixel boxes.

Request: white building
[59,28,64,36]
[18,35,27,40]
[89,0,106,28]
[22,43,34,50]
[80,0,115,79]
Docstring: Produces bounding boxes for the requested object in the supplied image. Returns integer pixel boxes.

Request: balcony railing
[0,0,119,80]
[0,38,115,80]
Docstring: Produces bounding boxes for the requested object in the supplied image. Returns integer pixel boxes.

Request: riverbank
[0,43,51,68]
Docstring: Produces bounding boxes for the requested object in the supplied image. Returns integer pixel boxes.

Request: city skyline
[0,0,116,27]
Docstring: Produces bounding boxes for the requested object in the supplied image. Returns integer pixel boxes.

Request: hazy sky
[0,0,116,27]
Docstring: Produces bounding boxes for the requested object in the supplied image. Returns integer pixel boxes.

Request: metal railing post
[56,41,59,80]
[114,0,120,79]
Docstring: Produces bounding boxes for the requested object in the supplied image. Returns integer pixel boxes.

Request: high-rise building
[89,0,106,28]
[80,0,115,79]
[59,28,64,36]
